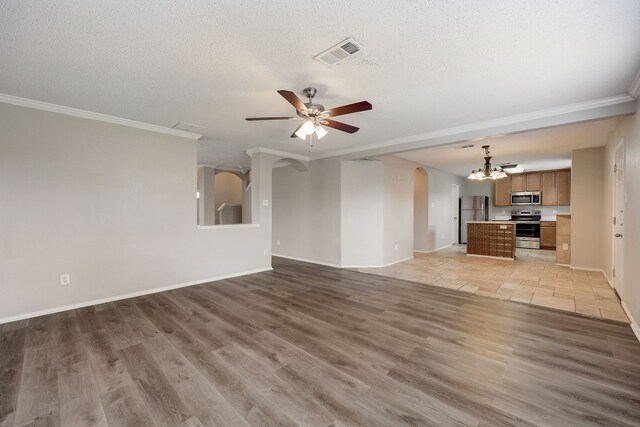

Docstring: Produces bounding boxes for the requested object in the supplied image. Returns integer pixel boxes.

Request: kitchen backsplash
[492,205,570,219]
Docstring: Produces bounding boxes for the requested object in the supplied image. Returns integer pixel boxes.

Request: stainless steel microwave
[511,191,541,205]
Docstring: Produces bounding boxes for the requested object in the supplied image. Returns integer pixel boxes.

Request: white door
[451,184,460,245]
[613,142,625,294]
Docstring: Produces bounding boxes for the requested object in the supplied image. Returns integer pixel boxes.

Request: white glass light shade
[315,124,328,139]
[295,120,315,139]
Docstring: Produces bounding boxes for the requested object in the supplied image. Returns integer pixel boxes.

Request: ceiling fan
[245,87,372,151]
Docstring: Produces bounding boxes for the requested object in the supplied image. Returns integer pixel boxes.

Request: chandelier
[467,145,508,180]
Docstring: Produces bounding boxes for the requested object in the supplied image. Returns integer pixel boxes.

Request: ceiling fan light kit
[467,145,508,180]
[246,87,372,152]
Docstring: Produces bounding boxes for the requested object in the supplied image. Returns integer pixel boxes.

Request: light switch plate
[262,200,269,206]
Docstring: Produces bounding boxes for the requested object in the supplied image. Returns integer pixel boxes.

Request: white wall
[571,147,605,270]
[272,158,342,266]
[603,105,640,333]
[0,103,270,321]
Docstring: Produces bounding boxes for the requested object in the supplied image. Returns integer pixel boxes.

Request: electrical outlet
[552,210,557,214]
[276,239,280,245]
[562,243,569,250]
[501,210,506,214]
[60,274,70,286]
[263,248,269,256]
[262,200,269,207]
[394,244,398,251]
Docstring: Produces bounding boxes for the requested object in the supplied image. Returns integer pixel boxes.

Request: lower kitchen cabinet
[540,221,556,249]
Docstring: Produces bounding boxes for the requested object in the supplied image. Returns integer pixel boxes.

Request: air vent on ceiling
[172,121,206,133]
[456,144,476,149]
[315,37,363,66]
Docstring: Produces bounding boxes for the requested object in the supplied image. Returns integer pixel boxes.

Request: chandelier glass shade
[467,145,508,180]
[295,119,327,140]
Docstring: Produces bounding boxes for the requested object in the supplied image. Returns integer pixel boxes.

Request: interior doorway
[413,168,429,252]
[451,184,460,245]
[613,140,625,295]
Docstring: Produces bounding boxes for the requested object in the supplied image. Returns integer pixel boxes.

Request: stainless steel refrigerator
[459,196,489,244]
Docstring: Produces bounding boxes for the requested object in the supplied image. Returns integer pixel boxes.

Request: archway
[413,167,429,252]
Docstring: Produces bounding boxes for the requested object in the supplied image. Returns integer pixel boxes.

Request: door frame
[612,138,625,294]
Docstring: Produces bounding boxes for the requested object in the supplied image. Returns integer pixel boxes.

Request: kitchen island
[466,221,516,260]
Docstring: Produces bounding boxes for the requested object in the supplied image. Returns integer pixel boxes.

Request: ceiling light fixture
[468,145,508,180]
[295,118,328,151]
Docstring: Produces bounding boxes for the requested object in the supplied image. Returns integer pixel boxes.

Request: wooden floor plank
[1,256,639,426]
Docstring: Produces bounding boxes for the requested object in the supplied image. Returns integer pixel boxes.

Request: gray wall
[341,160,385,267]
[0,103,270,321]
[271,155,462,266]
[424,166,465,250]
[272,157,342,266]
[413,169,429,251]
[571,147,605,270]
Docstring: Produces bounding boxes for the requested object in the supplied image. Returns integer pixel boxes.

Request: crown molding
[246,147,311,162]
[311,94,636,160]
[630,69,640,99]
[0,93,202,140]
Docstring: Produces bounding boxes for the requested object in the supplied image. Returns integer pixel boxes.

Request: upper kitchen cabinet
[510,172,542,192]
[511,174,526,192]
[542,171,557,206]
[494,175,512,206]
[526,172,542,191]
[556,170,571,206]
[493,169,570,206]
[541,169,571,206]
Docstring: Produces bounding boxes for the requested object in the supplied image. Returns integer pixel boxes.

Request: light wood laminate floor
[1,257,639,426]
[357,245,629,322]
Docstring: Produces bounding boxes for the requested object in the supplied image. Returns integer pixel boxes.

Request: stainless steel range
[511,210,541,249]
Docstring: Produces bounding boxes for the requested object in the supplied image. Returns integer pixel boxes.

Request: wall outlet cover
[60,274,70,286]
[262,200,269,206]
[276,239,280,245]
[562,243,569,250]
[263,248,269,255]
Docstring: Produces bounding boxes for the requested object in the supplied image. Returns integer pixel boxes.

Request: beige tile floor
[356,245,629,323]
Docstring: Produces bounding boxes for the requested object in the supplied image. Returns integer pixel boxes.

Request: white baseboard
[0,267,273,325]
[621,302,640,343]
[414,244,453,254]
[272,253,342,268]
[272,253,414,269]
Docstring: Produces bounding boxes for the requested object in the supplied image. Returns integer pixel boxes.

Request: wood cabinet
[540,221,556,249]
[556,170,571,206]
[511,174,526,192]
[526,172,542,191]
[493,168,571,207]
[510,172,541,192]
[541,169,570,206]
[494,176,512,206]
[542,171,556,206]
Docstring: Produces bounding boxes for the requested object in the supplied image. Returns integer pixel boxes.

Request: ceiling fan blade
[290,122,305,138]
[322,119,359,134]
[277,90,307,112]
[245,116,299,121]
[325,101,372,118]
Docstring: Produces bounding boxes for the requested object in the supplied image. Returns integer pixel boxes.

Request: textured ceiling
[396,117,621,176]
[1,0,639,167]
